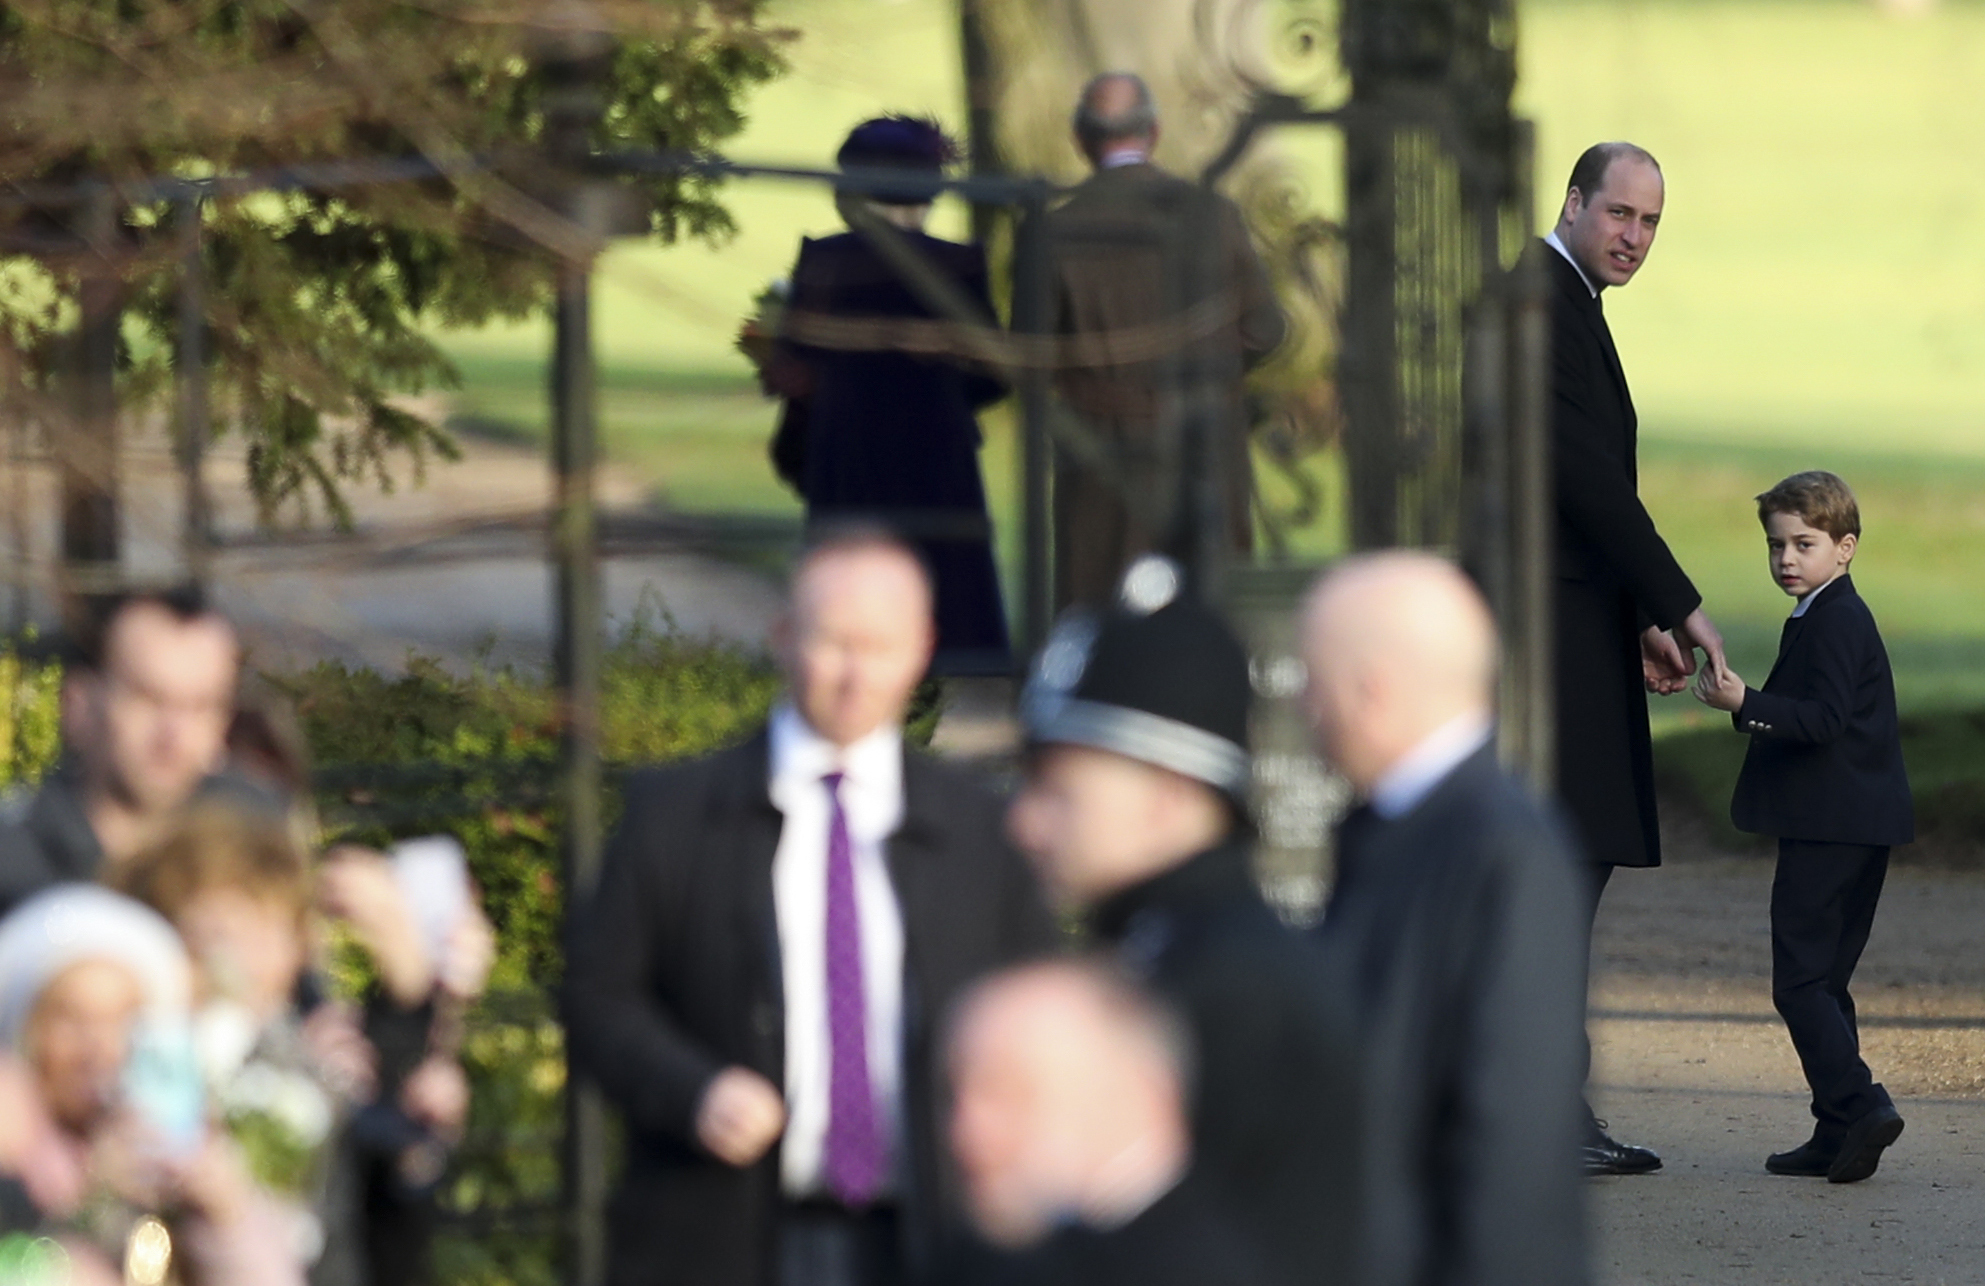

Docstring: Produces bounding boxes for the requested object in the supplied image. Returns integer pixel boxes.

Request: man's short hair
[1073,72,1158,154]
[1756,470,1861,541]
[65,584,226,673]
[791,520,934,598]
[1566,141,1661,201]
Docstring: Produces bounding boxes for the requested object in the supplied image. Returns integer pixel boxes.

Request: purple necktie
[821,772,885,1205]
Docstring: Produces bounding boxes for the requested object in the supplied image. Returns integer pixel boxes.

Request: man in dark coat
[1045,74,1286,608]
[562,529,1056,1286]
[941,958,1278,1286]
[1305,553,1589,1286]
[0,587,238,915]
[1543,140,1729,1172]
[1005,556,1362,1286]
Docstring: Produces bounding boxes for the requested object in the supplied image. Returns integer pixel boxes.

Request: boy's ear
[1838,532,1858,563]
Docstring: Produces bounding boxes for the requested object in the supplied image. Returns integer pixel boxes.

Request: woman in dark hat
[772,115,1012,675]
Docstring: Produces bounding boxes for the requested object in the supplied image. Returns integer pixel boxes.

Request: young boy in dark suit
[1695,470,1913,1183]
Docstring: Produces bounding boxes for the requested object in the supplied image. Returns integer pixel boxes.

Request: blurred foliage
[0,635,61,794]
[0,0,787,523]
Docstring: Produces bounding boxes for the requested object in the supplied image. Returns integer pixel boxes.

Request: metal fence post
[176,190,212,585]
[1010,189,1053,655]
[62,189,121,600]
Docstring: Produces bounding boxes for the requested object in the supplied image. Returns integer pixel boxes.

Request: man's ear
[1561,187,1583,227]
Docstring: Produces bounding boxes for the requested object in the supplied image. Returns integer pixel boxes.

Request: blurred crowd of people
[563,524,1593,1286]
[0,587,494,1285]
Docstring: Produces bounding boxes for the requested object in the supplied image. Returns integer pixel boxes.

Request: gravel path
[1589,854,1985,1284]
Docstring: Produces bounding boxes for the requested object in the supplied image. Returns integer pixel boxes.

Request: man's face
[779,548,934,748]
[26,958,144,1133]
[1561,156,1664,288]
[1764,511,1855,600]
[68,605,238,816]
[1006,745,1178,909]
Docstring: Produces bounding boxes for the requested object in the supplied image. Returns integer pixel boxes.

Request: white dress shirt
[1368,712,1496,821]
[1544,229,1599,298]
[1100,146,1150,169]
[1792,572,1840,619]
[767,703,907,1198]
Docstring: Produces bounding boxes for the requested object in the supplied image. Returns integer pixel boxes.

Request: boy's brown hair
[113,799,314,930]
[1755,470,1861,541]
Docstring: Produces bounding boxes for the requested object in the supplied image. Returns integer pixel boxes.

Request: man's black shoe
[1827,1105,1903,1184]
[1583,1120,1662,1176]
[1765,1138,1838,1177]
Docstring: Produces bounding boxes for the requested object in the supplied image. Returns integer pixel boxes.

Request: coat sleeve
[1448,810,1592,1286]
[561,774,725,1146]
[1221,196,1287,368]
[1733,618,1864,745]
[1551,319,1700,630]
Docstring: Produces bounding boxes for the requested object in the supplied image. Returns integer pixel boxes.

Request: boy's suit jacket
[561,730,1056,1286]
[1731,574,1914,846]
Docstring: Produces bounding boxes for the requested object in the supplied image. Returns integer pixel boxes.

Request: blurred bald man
[1304,553,1589,1286]
[564,527,1055,1286]
[1045,72,1285,607]
[943,959,1275,1286]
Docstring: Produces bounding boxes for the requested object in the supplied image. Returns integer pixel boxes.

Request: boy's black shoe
[1827,1105,1903,1184]
[1765,1138,1838,1177]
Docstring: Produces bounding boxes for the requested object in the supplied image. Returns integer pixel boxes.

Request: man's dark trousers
[1773,839,1894,1140]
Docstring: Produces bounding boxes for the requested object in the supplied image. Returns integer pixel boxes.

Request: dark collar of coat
[1542,236,1602,311]
[723,722,961,853]
[15,757,106,881]
[1087,838,1256,946]
[1338,742,1502,869]
[1794,573,1858,622]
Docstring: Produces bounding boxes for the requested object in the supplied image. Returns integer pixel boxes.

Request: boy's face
[1764,511,1856,599]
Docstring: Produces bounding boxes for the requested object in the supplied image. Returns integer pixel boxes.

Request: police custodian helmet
[1020,555,1254,801]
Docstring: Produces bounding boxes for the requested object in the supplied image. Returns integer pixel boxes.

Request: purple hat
[836,115,958,174]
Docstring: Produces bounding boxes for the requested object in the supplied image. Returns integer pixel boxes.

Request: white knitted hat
[0,883,192,1051]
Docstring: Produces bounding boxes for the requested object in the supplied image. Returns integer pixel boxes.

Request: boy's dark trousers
[1772,838,1894,1141]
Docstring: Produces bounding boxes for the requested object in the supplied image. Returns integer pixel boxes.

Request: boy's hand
[1693,662,1745,712]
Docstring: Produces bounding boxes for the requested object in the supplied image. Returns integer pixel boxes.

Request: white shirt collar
[1100,146,1150,170]
[1544,229,1599,298]
[1791,573,1842,619]
[768,702,903,804]
[1367,712,1495,821]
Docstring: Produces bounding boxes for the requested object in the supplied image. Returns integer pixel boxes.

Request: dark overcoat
[939,1176,1279,1286]
[1546,242,1701,869]
[1319,746,1590,1286]
[1089,842,1362,1286]
[781,231,1011,674]
[1044,164,1286,608]
[560,729,1056,1286]
[1730,575,1914,846]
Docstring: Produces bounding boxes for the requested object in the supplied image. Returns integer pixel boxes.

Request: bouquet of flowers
[736,278,792,395]
[194,1003,337,1201]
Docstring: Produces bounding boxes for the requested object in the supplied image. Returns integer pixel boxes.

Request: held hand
[318,846,436,1007]
[695,1066,786,1168]
[1640,626,1692,695]
[1675,608,1730,686]
[1693,662,1746,713]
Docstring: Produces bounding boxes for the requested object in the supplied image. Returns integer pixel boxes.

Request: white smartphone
[389,836,474,971]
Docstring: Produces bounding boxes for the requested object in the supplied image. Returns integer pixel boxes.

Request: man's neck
[82,784,162,868]
[1543,228,1599,298]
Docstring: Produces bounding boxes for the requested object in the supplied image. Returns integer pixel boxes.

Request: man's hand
[1640,626,1692,695]
[1693,662,1746,713]
[1675,607,1729,685]
[695,1067,786,1168]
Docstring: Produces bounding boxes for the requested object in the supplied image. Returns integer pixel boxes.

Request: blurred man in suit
[1306,553,1589,1286]
[1046,73,1285,607]
[1544,141,1729,1172]
[563,528,1056,1286]
[1006,556,1360,1285]
[0,587,239,915]
[942,958,1276,1286]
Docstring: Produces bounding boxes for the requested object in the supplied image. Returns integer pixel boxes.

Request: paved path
[1590,858,1985,1285]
